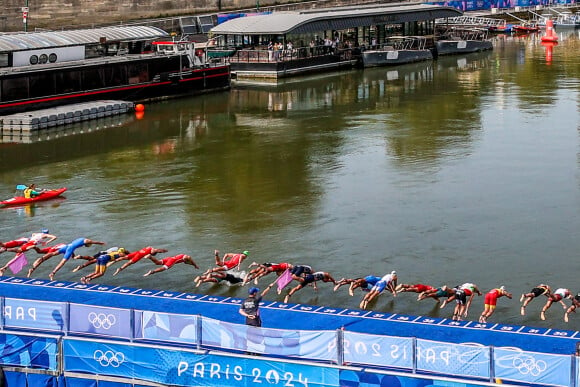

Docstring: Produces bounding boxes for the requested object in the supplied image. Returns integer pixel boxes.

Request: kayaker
[23,184,44,199]
[143,254,199,277]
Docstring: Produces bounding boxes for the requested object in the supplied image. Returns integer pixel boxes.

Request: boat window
[39,54,48,64]
[128,63,148,84]
[2,77,29,100]
[82,68,105,90]
[29,55,38,65]
[102,64,127,87]
[49,53,57,63]
[29,73,55,98]
[55,70,82,94]
[0,53,8,68]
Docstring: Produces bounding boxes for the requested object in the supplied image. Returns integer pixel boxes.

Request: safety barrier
[1,295,579,386]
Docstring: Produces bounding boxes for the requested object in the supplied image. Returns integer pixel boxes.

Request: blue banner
[69,303,132,339]
[494,348,572,387]
[134,311,198,344]
[63,338,339,386]
[342,331,413,369]
[202,318,337,361]
[4,298,66,332]
[0,333,58,370]
[416,339,490,378]
[339,368,498,387]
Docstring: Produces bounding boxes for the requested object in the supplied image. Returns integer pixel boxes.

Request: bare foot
[143,270,152,277]
[520,306,526,316]
[27,268,33,278]
[113,268,120,276]
[49,272,55,281]
[540,311,546,321]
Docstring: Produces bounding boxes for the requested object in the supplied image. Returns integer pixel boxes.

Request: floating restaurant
[209,3,462,81]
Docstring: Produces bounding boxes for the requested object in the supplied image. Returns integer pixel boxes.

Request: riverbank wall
[0,0,387,32]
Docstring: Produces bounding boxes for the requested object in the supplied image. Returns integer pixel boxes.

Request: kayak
[1,188,67,206]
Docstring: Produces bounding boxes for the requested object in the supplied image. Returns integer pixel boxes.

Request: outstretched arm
[559,299,568,309]
[262,279,278,296]
[72,258,97,272]
[43,234,58,245]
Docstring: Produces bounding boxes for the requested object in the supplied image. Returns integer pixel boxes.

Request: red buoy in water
[541,40,558,63]
[135,103,145,112]
[541,19,558,43]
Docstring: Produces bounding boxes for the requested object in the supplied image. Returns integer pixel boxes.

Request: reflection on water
[1,112,136,145]
[0,34,579,330]
[1,197,67,218]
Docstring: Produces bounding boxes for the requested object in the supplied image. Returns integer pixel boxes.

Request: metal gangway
[436,16,507,27]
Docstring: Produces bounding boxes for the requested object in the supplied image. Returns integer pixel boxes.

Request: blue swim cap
[249,287,260,295]
[41,229,49,233]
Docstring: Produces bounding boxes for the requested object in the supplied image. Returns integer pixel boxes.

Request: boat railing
[438,27,491,41]
[224,44,355,63]
[379,36,428,51]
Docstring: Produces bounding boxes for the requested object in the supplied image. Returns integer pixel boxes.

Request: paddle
[16,185,26,190]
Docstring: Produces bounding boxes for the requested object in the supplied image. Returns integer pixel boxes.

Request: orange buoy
[135,103,145,112]
[541,19,558,43]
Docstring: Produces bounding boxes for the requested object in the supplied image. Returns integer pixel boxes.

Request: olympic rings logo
[512,355,547,376]
[88,312,116,329]
[93,350,125,367]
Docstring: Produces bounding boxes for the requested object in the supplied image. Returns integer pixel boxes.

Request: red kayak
[1,188,67,206]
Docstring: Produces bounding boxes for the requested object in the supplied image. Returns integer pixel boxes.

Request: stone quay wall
[0,0,390,32]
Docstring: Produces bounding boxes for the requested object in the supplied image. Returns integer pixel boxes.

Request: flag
[8,252,28,275]
[276,269,293,293]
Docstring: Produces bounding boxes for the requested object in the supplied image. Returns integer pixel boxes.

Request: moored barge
[0,26,230,116]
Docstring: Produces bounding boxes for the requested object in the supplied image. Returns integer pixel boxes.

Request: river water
[1,30,579,331]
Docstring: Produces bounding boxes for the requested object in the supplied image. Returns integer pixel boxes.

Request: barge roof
[210,3,462,35]
[0,25,169,52]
